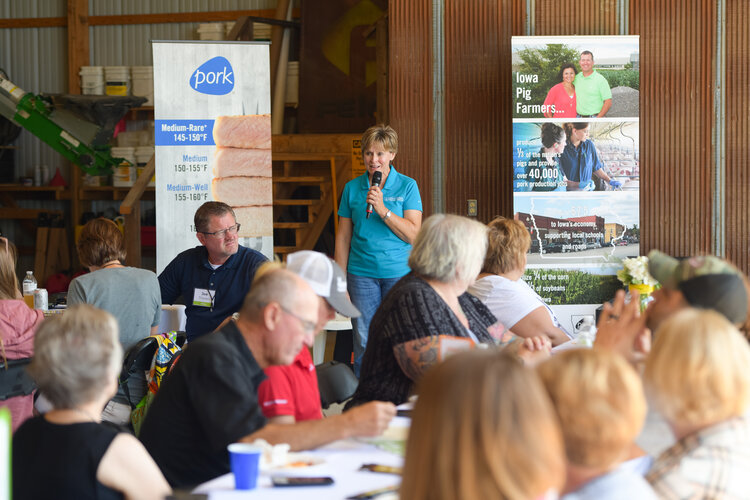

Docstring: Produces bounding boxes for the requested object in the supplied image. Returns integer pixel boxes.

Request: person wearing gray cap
[645,250,749,332]
[257,251,395,425]
[596,250,750,363]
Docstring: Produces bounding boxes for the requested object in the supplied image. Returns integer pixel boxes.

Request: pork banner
[153,42,272,273]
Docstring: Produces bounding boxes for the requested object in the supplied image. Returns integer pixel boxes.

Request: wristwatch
[382,210,392,220]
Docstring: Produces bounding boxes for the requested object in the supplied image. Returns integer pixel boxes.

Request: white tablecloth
[193,439,402,499]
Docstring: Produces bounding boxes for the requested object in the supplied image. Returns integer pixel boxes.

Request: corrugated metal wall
[630,0,715,258]
[389,0,739,271]
[443,0,513,221]
[536,0,620,35]
[388,0,434,214]
[725,0,750,272]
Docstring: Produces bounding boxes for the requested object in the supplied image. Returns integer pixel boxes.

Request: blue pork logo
[190,56,234,95]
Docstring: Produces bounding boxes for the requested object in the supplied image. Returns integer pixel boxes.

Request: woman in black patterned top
[347,214,550,408]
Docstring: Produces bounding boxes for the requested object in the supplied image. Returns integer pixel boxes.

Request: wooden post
[67,0,89,94]
[68,0,90,269]
[376,15,389,124]
[269,0,291,100]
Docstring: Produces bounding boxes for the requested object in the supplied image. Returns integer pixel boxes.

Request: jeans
[347,273,402,378]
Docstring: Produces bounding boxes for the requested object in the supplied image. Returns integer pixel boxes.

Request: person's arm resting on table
[242,401,396,451]
[508,307,569,346]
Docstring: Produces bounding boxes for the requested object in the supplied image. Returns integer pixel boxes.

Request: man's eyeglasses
[279,305,317,335]
[200,224,241,239]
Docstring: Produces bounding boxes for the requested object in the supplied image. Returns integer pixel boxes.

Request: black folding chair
[315,360,359,409]
[0,357,35,401]
[119,332,187,408]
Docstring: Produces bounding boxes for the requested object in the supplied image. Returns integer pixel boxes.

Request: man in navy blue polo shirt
[158,201,267,341]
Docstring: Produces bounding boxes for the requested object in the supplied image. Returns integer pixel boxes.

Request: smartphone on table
[271,476,334,487]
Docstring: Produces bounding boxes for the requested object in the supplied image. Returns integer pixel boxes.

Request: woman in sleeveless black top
[12,304,170,500]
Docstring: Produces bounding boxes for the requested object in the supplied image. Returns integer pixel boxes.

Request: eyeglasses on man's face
[200,224,241,239]
[279,304,317,335]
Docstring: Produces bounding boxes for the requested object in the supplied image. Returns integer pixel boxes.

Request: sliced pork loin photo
[232,205,273,237]
[213,114,271,149]
[211,176,272,206]
[212,147,271,178]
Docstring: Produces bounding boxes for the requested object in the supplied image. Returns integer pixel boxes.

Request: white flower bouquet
[616,256,659,311]
[616,256,658,288]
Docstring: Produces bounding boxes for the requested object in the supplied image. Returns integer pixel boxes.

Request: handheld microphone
[366,171,383,219]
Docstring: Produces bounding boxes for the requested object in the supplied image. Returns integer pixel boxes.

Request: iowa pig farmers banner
[153,41,273,273]
[511,35,640,334]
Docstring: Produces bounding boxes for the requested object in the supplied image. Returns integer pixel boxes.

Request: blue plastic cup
[228,443,263,490]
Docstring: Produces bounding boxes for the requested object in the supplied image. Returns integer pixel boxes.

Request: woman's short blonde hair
[481,217,531,275]
[401,350,565,500]
[408,214,488,285]
[0,237,20,300]
[537,348,646,468]
[645,308,750,428]
[361,124,398,153]
[28,304,122,409]
[76,217,126,268]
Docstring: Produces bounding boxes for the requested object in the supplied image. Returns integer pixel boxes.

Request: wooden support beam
[120,155,155,215]
[270,0,292,98]
[123,202,142,269]
[66,0,89,94]
[0,9,301,29]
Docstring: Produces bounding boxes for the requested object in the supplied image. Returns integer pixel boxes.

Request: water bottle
[577,316,596,347]
[22,271,37,308]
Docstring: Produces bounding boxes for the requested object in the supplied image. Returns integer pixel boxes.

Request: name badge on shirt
[193,288,215,307]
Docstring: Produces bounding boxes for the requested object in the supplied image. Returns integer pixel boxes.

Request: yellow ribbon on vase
[628,283,654,312]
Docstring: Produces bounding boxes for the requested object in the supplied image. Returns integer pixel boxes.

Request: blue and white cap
[286,251,361,318]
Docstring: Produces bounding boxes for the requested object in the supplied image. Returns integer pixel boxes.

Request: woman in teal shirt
[335,125,423,377]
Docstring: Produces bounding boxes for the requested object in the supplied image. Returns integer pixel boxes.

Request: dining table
[193,418,409,499]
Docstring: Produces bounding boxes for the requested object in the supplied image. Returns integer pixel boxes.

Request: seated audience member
[67,217,161,425]
[401,349,564,500]
[158,201,267,341]
[0,237,43,432]
[537,349,656,500]
[12,304,170,500]
[644,309,750,497]
[140,269,395,488]
[595,250,750,363]
[348,214,550,409]
[646,250,749,331]
[257,250,362,422]
[469,216,571,346]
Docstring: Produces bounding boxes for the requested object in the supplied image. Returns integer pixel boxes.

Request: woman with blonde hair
[12,304,170,500]
[0,236,43,431]
[67,217,162,425]
[335,124,423,377]
[537,349,656,499]
[469,216,570,346]
[401,349,565,500]
[644,308,750,497]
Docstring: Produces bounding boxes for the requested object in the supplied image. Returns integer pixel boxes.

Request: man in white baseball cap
[257,251,394,425]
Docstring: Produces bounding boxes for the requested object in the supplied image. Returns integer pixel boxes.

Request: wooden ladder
[272,153,345,260]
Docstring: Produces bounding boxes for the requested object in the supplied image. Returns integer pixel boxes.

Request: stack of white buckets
[110,146,155,187]
[79,65,153,104]
[79,66,155,188]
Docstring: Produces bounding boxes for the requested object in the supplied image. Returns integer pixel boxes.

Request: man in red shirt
[257,251,362,422]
